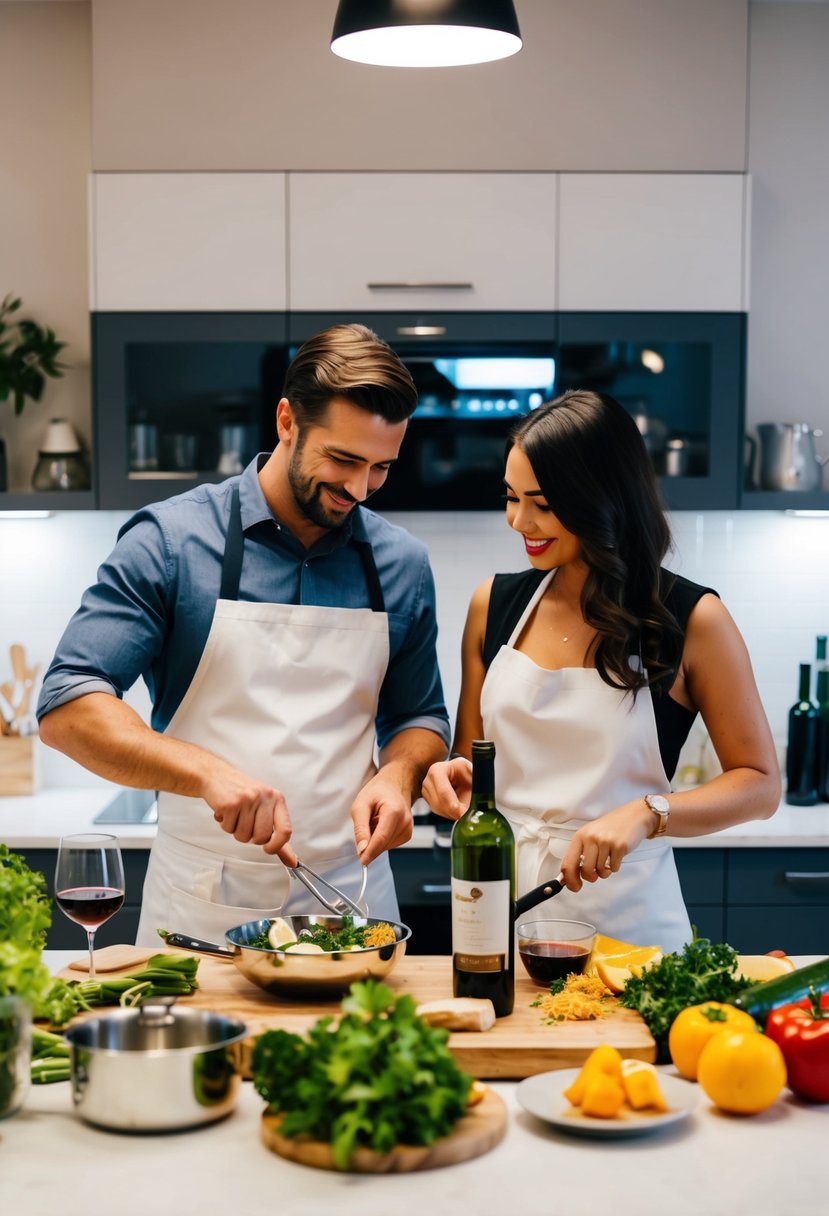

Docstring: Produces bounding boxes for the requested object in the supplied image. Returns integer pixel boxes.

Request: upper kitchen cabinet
[287,174,557,313]
[91,174,287,311]
[559,175,749,312]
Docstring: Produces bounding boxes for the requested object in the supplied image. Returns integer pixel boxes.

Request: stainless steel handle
[420,883,452,895]
[367,281,473,291]
[396,325,447,337]
[783,871,829,891]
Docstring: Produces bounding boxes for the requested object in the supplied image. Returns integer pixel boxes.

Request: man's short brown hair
[282,323,417,426]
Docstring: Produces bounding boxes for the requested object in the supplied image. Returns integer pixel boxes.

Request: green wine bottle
[450,740,515,1017]
[785,663,819,806]
[816,638,829,803]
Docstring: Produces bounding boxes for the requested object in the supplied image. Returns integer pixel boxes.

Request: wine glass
[55,834,125,980]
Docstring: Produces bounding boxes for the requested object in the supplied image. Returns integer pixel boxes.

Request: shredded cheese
[362,922,397,948]
[533,973,615,1023]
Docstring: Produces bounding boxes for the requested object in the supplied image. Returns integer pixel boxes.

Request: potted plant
[0,294,68,492]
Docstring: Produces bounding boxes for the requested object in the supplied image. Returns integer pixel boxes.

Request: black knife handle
[162,932,234,957]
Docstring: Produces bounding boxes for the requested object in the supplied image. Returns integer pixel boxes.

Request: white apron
[136,485,399,946]
[481,570,692,954]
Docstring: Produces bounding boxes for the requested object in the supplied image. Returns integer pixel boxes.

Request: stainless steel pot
[63,998,247,1132]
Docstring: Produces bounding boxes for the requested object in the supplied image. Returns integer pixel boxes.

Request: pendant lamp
[330,0,522,68]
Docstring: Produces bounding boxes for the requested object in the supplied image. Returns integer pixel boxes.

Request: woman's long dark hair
[509,389,683,695]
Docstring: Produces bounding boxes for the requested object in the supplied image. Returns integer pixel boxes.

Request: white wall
[1,508,826,788]
[91,0,748,172]
[0,1,92,491]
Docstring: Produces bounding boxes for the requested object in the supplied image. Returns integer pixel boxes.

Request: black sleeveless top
[482,567,718,783]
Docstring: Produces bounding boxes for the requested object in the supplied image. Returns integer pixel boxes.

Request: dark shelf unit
[0,490,96,511]
[741,490,829,511]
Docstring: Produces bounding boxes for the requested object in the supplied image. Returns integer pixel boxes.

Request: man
[37,324,450,944]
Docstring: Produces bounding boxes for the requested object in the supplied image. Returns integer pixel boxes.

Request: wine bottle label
[451,876,510,972]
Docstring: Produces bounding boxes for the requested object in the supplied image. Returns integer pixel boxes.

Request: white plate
[516,1067,699,1139]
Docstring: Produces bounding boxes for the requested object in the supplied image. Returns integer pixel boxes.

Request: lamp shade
[330,0,522,68]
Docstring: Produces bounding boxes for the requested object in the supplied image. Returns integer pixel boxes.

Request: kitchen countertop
[1,785,828,850]
[3,951,826,1216]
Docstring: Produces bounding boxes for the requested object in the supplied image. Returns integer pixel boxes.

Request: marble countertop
[1,785,827,851]
[2,952,826,1216]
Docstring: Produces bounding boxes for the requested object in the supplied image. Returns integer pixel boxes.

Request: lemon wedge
[284,942,325,954]
[267,917,297,949]
[735,954,796,982]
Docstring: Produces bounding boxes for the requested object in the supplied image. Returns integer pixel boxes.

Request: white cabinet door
[558,174,748,311]
[288,173,557,312]
[92,174,287,311]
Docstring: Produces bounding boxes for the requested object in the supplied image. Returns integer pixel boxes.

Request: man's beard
[287,439,358,531]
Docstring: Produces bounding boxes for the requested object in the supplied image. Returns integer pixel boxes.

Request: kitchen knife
[160,932,234,957]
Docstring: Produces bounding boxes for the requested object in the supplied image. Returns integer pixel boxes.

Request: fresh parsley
[251,978,472,1169]
[618,935,753,1059]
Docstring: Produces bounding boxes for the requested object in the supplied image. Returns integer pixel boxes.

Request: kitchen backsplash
[1,509,827,788]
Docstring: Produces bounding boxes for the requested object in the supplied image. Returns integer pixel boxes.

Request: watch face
[647,795,670,813]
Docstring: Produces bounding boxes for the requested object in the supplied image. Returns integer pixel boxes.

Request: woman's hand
[421,757,473,821]
[559,799,655,892]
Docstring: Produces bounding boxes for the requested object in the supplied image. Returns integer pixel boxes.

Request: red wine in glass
[55,834,125,979]
[55,887,125,928]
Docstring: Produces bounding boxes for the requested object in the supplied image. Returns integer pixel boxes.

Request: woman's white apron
[481,571,691,953]
[136,487,398,945]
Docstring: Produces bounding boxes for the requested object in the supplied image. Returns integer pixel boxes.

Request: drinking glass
[55,834,125,980]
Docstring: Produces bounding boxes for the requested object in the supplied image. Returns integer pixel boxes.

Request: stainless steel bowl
[224,914,411,997]
[63,1000,247,1132]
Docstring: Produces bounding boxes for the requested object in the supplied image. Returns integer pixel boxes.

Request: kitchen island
[2,951,826,1216]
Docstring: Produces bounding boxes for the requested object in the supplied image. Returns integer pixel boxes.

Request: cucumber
[733,957,829,1022]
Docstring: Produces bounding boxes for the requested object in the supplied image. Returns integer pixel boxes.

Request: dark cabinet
[92,312,290,511]
[674,849,726,944]
[392,844,829,957]
[79,309,750,514]
[725,848,829,954]
[557,312,747,510]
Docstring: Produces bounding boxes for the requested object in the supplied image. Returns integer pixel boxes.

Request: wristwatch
[644,793,671,838]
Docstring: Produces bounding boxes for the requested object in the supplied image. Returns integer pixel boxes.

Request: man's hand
[421,756,472,821]
[202,765,297,866]
[350,769,415,866]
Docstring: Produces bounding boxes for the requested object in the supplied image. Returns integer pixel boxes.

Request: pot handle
[514,874,565,921]
[161,931,235,957]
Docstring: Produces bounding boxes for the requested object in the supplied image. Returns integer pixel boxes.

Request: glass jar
[0,996,32,1119]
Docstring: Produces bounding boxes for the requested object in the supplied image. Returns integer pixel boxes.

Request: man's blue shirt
[37,457,450,751]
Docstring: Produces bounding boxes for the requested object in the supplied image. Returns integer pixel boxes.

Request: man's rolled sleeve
[36,515,173,722]
[375,551,450,752]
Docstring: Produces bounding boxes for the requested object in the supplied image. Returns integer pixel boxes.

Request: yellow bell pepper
[620,1059,668,1111]
[580,1074,627,1119]
[668,1001,757,1081]
[563,1044,623,1106]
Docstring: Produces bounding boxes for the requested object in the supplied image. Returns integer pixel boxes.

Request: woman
[422,390,780,952]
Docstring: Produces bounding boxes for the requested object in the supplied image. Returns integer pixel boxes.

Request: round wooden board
[260,1088,508,1173]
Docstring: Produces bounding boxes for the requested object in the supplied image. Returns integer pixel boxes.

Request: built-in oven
[93,310,744,511]
[286,313,557,511]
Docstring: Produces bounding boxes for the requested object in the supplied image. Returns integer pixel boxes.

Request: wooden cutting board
[260,1088,507,1173]
[59,951,656,1080]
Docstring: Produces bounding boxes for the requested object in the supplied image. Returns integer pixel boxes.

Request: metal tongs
[289,860,369,916]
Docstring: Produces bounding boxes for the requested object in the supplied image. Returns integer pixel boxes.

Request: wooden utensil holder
[0,735,40,796]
